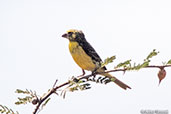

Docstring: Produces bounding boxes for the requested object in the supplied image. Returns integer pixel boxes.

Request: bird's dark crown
[62,29,85,42]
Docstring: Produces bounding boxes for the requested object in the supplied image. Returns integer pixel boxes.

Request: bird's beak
[62,33,68,38]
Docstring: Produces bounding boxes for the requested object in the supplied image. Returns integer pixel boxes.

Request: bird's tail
[101,73,131,90]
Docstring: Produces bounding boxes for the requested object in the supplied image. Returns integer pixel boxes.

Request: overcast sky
[0,0,171,114]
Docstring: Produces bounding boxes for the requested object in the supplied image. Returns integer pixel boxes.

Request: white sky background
[0,0,171,114]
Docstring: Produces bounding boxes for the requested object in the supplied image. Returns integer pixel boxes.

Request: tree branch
[32,64,171,114]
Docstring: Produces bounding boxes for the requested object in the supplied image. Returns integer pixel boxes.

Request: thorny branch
[32,64,171,114]
[33,81,69,114]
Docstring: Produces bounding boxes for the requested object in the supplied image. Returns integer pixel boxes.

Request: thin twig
[52,79,58,88]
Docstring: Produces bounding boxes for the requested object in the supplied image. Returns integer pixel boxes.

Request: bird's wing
[79,40,107,70]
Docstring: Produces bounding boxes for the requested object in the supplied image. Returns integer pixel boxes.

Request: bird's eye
[68,32,72,35]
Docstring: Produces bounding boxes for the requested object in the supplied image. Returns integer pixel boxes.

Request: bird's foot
[77,69,86,78]
[91,70,97,78]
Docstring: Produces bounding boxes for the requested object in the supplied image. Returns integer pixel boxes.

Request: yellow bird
[62,29,131,90]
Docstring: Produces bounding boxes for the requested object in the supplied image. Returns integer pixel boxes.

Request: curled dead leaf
[158,68,166,85]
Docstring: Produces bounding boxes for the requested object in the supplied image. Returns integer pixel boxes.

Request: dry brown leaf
[158,68,166,85]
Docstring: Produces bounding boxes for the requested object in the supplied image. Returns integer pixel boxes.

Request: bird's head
[62,29,85,41]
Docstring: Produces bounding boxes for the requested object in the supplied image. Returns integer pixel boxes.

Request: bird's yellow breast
[69,41,96,71]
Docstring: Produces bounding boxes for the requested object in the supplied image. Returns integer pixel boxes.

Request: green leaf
[42,98,51,108]
[146,49,159,60]
[167,59,171,65]
[38,98,51,112]
[0,104,19,114]
[110,78,116,82]
[141,61,149,67]
[15,96,33,105]
[101,56,116,68]
[15,89,30,94]
[115,60,131,69]
[130,60,149,70]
